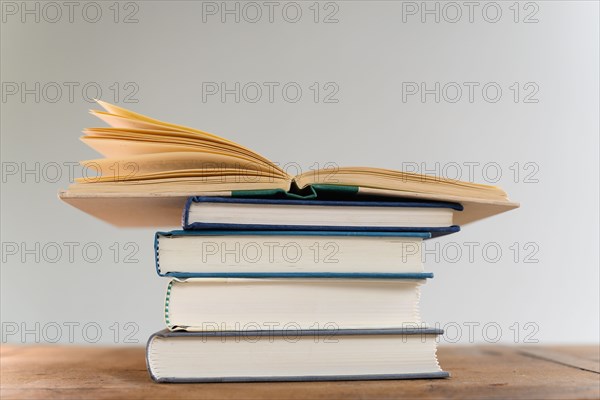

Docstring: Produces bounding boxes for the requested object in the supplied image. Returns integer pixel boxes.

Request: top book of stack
[59,101,519,227]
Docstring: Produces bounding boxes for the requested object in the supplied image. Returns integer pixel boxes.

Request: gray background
[1,1,598,345]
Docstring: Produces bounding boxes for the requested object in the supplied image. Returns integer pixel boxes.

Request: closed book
[155,230,441,277]
[163,277,431,331]
[146,328,448,383]
[183,196,462,234]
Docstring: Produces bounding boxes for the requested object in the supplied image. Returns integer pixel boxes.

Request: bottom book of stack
[147,328,447,382]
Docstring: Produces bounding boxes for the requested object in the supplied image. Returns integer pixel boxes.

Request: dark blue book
[146,328,448,383]
[182,196,462,235]
[155,230,441,278]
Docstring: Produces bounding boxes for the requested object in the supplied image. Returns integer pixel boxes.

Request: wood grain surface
[1,345,598,399]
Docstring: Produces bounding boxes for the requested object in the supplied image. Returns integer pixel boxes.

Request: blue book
[182,196,462,235]
[146,328,449,382]
[155,230,440,278]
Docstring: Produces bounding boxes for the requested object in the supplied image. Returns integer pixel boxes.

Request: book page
[294,167,509,202]
[77,152,289,183]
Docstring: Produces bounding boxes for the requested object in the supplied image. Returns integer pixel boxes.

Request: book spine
[164,280,173,330]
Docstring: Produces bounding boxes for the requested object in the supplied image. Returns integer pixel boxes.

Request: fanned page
[61,101,518,227]
[67,101,511,200]
[66,101,292,194]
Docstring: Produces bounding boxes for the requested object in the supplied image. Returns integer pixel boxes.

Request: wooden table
[1,345,598,399]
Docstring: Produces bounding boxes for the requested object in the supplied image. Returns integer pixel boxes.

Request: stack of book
[145,196,462,382]
[60,101,518,382]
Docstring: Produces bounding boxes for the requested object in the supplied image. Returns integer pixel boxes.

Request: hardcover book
[155,230,444,277]
[58,101,519,227]
[146,328,448,382]
[163,277,431,331]
[182,196,463,232]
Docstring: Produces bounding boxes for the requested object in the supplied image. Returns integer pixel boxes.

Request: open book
[59,101,518,227]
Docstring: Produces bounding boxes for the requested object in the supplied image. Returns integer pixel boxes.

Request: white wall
[1,1,598,345]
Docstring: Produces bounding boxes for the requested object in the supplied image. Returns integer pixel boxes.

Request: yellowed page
[77,151,286,183]
[82,130,259,155]
[89,111,283,175]
[77,170,284,184]
[94,100,283,169]
[295,166,509,202]
[83,127,275,165]
[96,100,237,143]
[84,127,243,144]
[80,137,278,168]
[66,177,291,194]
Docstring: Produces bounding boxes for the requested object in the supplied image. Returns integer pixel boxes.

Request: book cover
[146,328,449,383]
[154,230,438,278]
[182,195,463,235]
